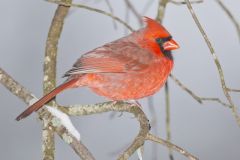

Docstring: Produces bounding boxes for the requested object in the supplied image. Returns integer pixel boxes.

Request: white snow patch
[137,148,143,160]
[46,106,80,141]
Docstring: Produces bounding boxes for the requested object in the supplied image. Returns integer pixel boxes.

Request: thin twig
[165,82,174,160]
[169,0,203,5]
[124,0,143,26]
[141,0,155,15]
[146,133,199,160]
[105,0,118,29]
[170,74,232,108]
[147,97,158,160]
[184,0,240,126]
[216,0,240,41]
[227,88,240,92]
[46,0,135,32]
[124,2,130,35]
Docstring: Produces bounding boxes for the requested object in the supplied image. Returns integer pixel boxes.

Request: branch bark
[0,67,95,160]
[42,1,74,158]
[58,102,150,160]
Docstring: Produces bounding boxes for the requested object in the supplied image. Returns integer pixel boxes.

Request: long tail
[16,78,78,121]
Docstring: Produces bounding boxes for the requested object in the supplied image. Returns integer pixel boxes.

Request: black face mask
[155,36,173,60]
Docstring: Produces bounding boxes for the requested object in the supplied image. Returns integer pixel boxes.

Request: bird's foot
[127,100,143,109]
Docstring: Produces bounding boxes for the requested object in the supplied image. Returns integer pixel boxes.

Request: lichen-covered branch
[184,0,240,126]
[40,109,95,160]
[0,67,95,160]
[46,0,134,32]
[146,133,198,160]
[42,1,73,159]
[0,68,34,104]
[42,122,55,160]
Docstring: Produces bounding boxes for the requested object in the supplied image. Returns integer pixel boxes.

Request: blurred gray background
[0,0,240,159]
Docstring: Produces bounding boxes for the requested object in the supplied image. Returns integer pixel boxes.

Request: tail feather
[16,78,78,121]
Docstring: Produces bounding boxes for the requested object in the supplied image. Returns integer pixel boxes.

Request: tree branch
[156,0,169,23]
[124,0,143,26]
[216,0,240,42]
[146,133,198,160]
[42,1,74,158]
[169,74,232,108]
[58,102,150,160]
[0,68,95,160]
[184,0,240,126]
[105,0,117,29]
[169,0,203,5]
[46,0,135,32]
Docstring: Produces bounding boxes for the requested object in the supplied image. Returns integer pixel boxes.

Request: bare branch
[46,0,135,32]
[184,0,240,126]
[0,67,95,160]
[58,102,150,160]
[170,74,232,108]
[216,0,240,41]
[0,68,34,104]
[105,0,118,29]
[141,0,155,15]
[170,0,203,5]
[147,97,158,159]
[42,122,55,160]
[42,1,74,158]
[165,82,174,160]
[124,0,143,26]
[146,133,199,160]
[40,110,95,160]
[156,0,169,23]
[227,88,240,92]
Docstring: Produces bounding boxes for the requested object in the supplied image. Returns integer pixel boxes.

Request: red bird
[16,17,179,121]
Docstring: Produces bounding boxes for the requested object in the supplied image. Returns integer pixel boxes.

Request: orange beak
[163,39,179,51]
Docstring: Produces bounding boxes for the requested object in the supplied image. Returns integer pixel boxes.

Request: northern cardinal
[16,17,179,121]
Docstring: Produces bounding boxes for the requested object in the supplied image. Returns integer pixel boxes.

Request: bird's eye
[155,36,172,48]
[156,38,163,45]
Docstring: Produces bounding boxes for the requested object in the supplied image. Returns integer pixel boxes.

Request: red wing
[63,41,154,77]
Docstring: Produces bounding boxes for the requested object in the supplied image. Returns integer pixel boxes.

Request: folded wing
[63,41,154,77]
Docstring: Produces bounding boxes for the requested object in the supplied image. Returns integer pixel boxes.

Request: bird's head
[141,17,179,56]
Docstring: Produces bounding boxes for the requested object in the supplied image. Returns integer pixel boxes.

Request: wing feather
[63,41,154,77]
